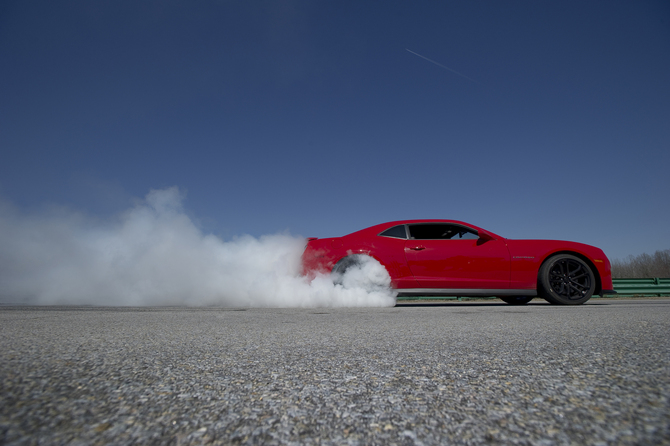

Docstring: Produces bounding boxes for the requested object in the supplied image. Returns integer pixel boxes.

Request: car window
[408,224,479,240]
[379,225,407,239]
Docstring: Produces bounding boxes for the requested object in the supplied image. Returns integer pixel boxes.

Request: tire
[330,254,393,294]
[500,296,534,305]
[331,255,364,285]
[538,254,595,305]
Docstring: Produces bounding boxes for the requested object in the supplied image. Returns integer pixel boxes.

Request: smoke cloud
[0,187,396,307]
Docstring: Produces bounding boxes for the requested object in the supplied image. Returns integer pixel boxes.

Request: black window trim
[407,222,479,240]
[378,223,481,240]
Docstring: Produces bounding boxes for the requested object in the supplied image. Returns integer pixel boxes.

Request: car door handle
[410,246,425,251]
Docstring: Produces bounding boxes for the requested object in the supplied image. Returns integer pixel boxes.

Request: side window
[379,225,407,239]
[408,224,479,240]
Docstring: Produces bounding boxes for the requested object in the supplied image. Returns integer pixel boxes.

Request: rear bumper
[600,289,617,296]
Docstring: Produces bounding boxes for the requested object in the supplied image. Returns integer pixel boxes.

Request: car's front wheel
[538,254,595,305]
[499,296,534,305]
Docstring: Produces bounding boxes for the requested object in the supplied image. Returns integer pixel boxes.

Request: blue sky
[1,0,669,261]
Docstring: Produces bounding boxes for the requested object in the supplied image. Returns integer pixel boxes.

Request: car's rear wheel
[331,255,364,285]
[538,254,595,305]
[331,255,393,295]
[499,296,534,305]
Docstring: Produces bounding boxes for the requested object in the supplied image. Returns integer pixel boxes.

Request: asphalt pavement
[1,298,669,445]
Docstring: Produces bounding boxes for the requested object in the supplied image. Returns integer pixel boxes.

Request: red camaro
[301,220,615,305]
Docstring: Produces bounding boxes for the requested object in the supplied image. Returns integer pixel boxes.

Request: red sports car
[301,220,615,305]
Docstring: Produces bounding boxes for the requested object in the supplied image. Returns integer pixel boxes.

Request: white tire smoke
[0,188,396,307]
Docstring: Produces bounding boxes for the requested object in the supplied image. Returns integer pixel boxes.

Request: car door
[404,223,510,289]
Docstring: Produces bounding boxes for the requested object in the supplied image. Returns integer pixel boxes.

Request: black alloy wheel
[539,254,596,305]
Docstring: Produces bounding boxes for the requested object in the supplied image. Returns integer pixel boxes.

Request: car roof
[348,220,484,237]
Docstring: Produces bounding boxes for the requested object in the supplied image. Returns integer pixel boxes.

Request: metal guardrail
[395,278,670,301]
[610,278,670,296]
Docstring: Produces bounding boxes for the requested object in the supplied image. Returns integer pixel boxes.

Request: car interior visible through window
[408,224,479,240]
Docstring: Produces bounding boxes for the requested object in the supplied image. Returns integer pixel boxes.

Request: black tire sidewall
[500,296,534,305]
[331,255,364,285]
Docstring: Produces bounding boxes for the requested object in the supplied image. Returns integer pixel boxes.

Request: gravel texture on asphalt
[1,299,669,445]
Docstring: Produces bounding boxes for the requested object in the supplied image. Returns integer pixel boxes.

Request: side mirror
[477,229,496,243]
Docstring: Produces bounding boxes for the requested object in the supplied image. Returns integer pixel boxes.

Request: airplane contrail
[405,48,478,83]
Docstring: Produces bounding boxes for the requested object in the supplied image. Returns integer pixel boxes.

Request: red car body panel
[301,220,614,297]
[405,237,511,289]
